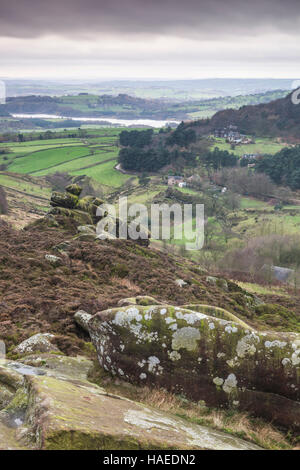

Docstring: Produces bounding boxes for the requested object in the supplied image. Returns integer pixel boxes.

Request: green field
[212,137,286,156]
[1,129,133,188]
[8,146,91,174]
[71,159,130,187]
[0,172,51,199]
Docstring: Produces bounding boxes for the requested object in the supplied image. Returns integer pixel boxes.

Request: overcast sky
[0,0,300,79]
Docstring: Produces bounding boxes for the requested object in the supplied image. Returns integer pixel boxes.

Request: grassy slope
[212,137,286,156]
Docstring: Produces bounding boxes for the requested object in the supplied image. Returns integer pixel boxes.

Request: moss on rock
[87,305,300,430]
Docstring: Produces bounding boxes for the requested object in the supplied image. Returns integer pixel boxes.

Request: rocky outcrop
[28,185,150,246]
[82,304,300,430]
[0,356,261,450]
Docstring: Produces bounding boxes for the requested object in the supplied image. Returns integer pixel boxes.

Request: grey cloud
[1,0,300,39]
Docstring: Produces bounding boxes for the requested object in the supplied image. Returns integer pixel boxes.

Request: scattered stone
[44,254,62,266]
[206,276,228,291]
[14,333,60,356]
[77,225,96,234]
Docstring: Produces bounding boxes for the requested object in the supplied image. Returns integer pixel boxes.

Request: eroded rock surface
[0,356,261,450]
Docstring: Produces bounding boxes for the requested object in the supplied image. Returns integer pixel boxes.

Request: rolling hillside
[0,90,288,122]
[187,91,300,140]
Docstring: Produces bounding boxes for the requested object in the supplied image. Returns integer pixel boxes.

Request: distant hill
[187,91,300,140]
[0,90,289,122]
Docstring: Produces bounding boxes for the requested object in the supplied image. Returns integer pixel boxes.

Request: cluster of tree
[119,146,173,172]
[200,147,238,171]
[118,125,238,173]
[212,167,275,198]
[166,122,196,147]
[220,233,300,277]
[256,145,300,189]
[119,129,153,148]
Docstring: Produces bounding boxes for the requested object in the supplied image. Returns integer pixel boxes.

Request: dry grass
[110,276,141,293]
[96,374,294,450]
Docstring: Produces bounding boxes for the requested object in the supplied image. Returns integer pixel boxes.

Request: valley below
[0,86,300,451]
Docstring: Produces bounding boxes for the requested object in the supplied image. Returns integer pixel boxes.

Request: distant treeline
[118,125,237,172]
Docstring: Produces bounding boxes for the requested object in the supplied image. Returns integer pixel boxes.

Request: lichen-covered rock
[77,225,96,234]
[0,385,14,409]
[14,334,60,356]
[0,364,24,390]
[206,276,228,291]
[117,296,163,307]
[0,358,261,450]
[0,421,29,450]
[48,206,94,226]
[50,191,79,209]
[44,254,62,266]
[77,196,104,223]
[182,304,252,330]
[24,374,261,450]
[74,310,93,333]
[65,183,82,197]
[87,305,300,430]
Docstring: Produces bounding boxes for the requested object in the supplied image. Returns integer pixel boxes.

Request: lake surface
[12,113,179,128]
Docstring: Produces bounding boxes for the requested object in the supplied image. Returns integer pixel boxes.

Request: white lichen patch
[209,322,215,330]
[139,373,147,380]
[113,307,142,327]
[160,308,167,315]
[282,358,291,366]
[171,327,201,352]
[175,310,207,324]
[292,339,300,350]
[168,323,177,331]
[165,317,176,324]
[225,325,238,334]
[222,373,238,394]
[213,377,224,386]
[291,349,300,366]
[14,333,56,355]
[265,340,287,349]
[217,352,225,359]
[236,333,260,358]
[226,358,240,368]
[168,351,181,361]
[147,356,163,375]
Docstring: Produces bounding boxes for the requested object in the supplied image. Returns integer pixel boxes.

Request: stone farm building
[167,176,186,187]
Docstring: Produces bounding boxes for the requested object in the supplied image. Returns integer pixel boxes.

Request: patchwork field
[1,128,134,190]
